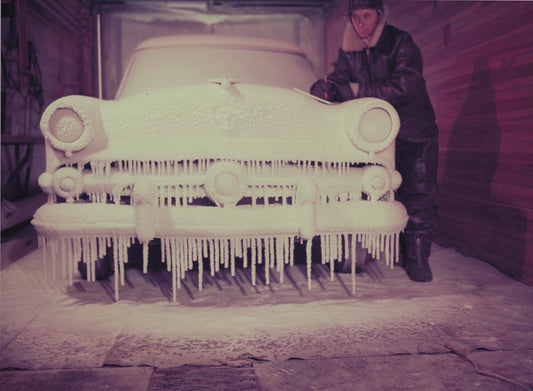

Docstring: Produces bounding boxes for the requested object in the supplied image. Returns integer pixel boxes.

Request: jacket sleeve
[310,49,357,102]
[356,36,425,107]
[326,49,353,85]
[316,50,357,102]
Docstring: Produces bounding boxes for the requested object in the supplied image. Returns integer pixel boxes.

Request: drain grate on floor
[150,364,257,390]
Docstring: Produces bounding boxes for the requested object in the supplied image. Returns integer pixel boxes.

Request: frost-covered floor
[1,223,533,390]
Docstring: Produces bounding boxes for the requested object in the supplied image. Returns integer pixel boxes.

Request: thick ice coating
[33,35,408,301]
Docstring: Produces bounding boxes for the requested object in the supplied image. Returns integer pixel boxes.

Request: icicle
[142,242,149,274]
[165,238,172,272]
[394,234,400,262]
[328,235,334,280]
[235,238,243,258]
[171,239,178,302]
[351,234,357,295]
[283,236,289,266]
[331,234,337,262]
[209,239,215,276]
[111,237,118,301]
[243,238,248,268]
[279,238,285,284]
[289,236,294,267]
[119,238,126,286]
[89,237,96,282]
[160,237,167,267]
[172,238,179,286]
[215,239,222,272]
[320,234,326,265]
[178,239,184,280]
[265,237,270,285]
[192,238,199,264]
[187,238,193,269]
[201,239,208,269]
[337,234,343,262]
[277,237,284,284]
[230,238,236,276]
[384,233,390,267]
[222,239,229,270]
[99,237,106,259]
[251,237,257,286]
[198,248,204,291]
[306,239,312,290]
[257,237,263,265]
[325,234,331,265]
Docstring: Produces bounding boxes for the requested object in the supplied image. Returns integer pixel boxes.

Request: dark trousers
[395,131,439,238]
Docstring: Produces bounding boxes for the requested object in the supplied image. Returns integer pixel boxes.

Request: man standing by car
[310,0,439,282]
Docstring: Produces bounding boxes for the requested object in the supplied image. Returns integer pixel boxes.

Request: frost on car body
[32,35,408,300]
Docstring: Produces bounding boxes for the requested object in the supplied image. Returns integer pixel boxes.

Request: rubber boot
[403,235,433,282]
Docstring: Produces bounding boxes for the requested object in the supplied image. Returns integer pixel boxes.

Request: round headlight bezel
[204,161,248,207]
[40,96,102,158]
[347,100,400,154]
[51,167,84,203]
[48,108,85,143]
[362,165,392,202]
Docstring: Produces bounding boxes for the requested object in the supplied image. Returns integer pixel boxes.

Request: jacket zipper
[365,48,373,82]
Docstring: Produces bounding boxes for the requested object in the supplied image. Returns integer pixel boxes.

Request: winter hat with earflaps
[343,0,388,51]
[347,0,384,13]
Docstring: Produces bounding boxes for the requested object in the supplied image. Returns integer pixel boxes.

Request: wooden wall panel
[391,0,533,285]
[326,1,533,285]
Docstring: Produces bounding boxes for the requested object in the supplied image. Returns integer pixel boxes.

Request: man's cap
[347,0,384,13]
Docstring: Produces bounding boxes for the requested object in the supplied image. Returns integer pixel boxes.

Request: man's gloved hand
[310,78,355,102]
[310,79,335,101]
[332,81,356,101]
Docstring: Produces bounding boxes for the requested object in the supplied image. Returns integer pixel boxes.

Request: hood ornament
[208,76,242,99]
[208,76,240,88]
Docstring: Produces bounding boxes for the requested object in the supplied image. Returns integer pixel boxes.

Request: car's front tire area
[78,246,114,281]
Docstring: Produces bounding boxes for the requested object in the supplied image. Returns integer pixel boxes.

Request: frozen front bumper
[32,201,408,239]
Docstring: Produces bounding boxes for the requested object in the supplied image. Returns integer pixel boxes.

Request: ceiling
[96,0,337,10]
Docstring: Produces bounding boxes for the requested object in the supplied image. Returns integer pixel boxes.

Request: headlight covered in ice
[347,99,400,154]
[40,96,103,158]
[359,108,392,144]
[49,109,84,143]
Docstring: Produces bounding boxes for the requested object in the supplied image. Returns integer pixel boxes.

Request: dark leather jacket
[313,24,438,141]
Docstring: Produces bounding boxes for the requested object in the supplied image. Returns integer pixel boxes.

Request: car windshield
[116,46,317,99]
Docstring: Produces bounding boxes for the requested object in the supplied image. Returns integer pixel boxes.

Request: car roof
[134,34,307,56]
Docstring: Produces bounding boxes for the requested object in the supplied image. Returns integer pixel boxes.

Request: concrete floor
[1,223,533,390]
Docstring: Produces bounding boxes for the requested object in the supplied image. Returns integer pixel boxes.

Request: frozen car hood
[90,82,386,164]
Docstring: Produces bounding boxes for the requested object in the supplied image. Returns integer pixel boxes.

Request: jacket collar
[342,5,389,52]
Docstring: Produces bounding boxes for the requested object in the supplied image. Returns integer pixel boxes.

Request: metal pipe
[97,13,103,99]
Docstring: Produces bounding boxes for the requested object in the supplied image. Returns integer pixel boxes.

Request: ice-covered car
[32,35,408,300]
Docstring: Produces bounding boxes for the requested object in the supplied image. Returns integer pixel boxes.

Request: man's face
[350,8,380,41]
